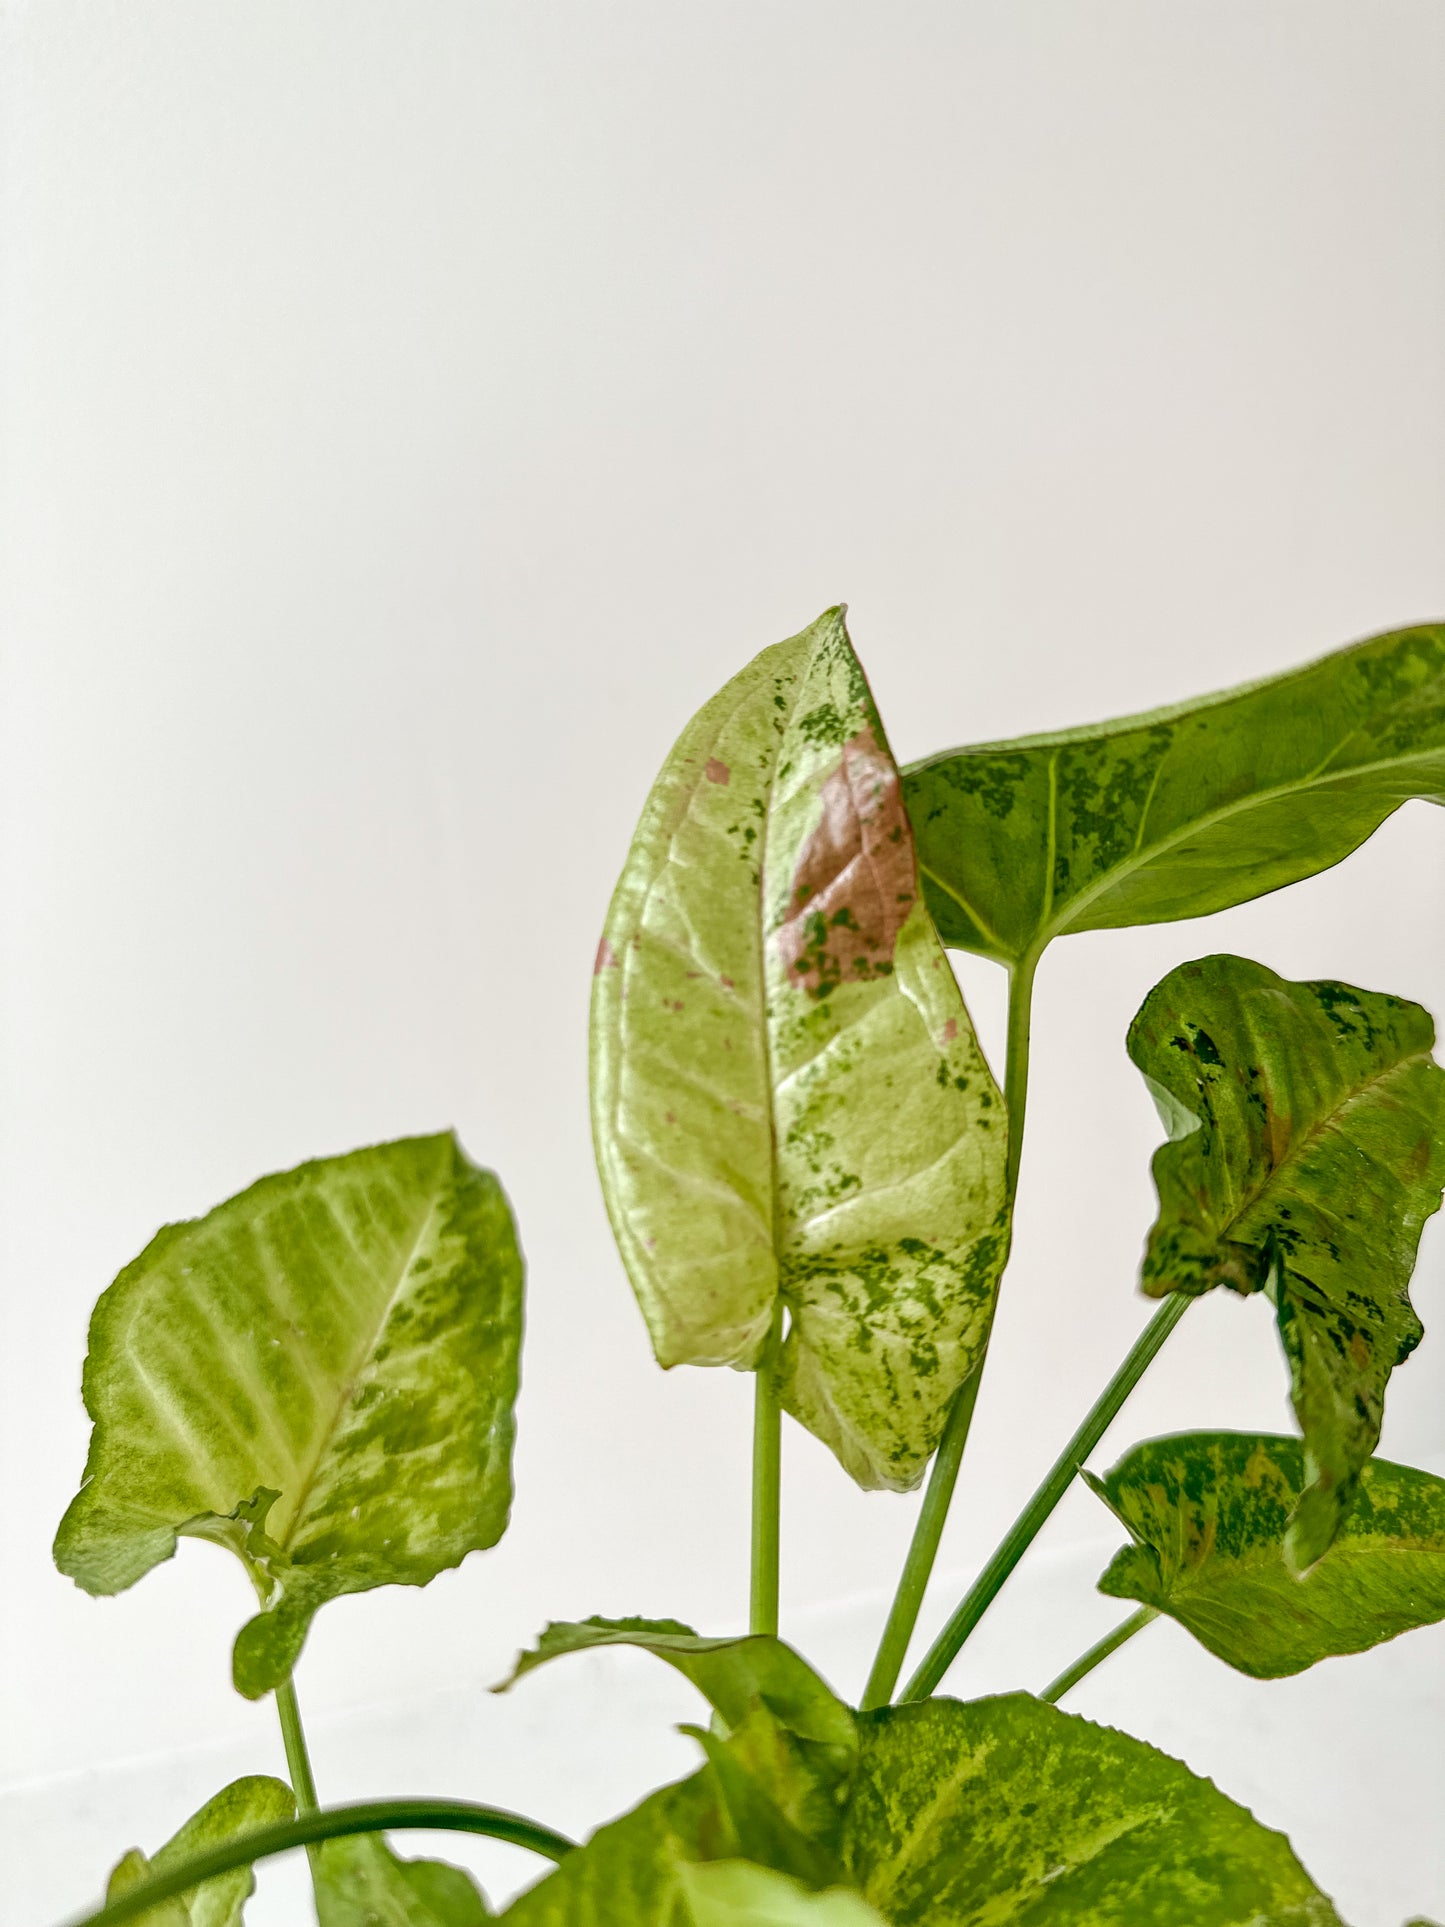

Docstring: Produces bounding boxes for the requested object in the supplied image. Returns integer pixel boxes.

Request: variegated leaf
[678,1862,886,1926]
[55,1133,523,1697]
[104,1776,295,1927]
[590,606,1008,1489]
[315,1836,490,1924]
[1128,956,1445,1568]
[842,1696,1343,1926]
[1090,1432,1445,1677]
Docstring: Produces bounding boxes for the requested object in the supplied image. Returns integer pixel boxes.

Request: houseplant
[48,606,1445,1925]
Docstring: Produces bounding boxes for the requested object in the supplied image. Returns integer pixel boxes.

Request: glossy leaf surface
[1130,955,1445,1567]
[315,1836,490,1925]
[678,1862,885,1926]
[905,621,1445,966]
[55,1133,523,1696]
[591,606,1008,1489]
[105,1777,295,1927]
[842,1695,1342,1925]
[1091,1431,1445,1677]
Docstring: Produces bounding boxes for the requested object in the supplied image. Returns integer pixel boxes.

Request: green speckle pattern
[54,1133,523,1698]
[842,1696,1343,1926]
[590,608,1009,1490]
[905,622,1445,966]
[1092,1431,1445,1678]
[1128,956,1445,1569]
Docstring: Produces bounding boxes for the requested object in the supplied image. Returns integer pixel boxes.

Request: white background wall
[3,5,1443,1923]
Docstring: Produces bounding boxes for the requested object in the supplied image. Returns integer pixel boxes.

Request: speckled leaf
[678,1862,886,1927]
[1130,956,1445,1568]
[591,606,1009,1490]
[105,1776,296,1927]
[1089,1431,1445,1677]
[54,1133,523,1698]
[497,1618,856,1763]
[904,622,1445,967]
[316,1836,491,1925]
[842,1695,1343,1926]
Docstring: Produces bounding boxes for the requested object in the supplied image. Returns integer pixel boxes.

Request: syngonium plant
[46,607,1445,1927]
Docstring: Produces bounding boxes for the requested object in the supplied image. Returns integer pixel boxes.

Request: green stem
[60,1800,574,1927]
[860,948,1039,1709]
[275,1677,319,1815]
[900,1290,1192,1703]
[751,1300,784,1636]
[1040,1606,1158,1705]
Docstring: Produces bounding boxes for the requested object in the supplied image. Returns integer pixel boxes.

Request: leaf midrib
[274,1182,446,1556]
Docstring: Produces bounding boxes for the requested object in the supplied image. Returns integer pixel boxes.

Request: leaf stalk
[861,947,1039,1707]
[1040,1605,1159,1704]
[750,1300,785,1635]
[900,1291,1191,1702]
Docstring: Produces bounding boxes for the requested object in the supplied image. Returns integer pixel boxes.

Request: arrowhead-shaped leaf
[678,1862,886,1926]
[315,1836,491,1925]
[590,606,1009,1490]
[841,1695,1343,1925]
[1128,955,1445,1568]
[497,1618,855,1764]
[904,621,1445,967]
[105,1776,296,1927]
[55,1133,524,1697]
[1089,1431,1445,1677]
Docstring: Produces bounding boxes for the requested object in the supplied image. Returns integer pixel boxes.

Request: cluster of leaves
[49,610,1445,1925]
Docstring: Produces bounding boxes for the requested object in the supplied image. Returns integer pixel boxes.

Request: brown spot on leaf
[594,937,619,974]
[776,724,917,999]
[942,1018,958,1043]
[705,758,731,785]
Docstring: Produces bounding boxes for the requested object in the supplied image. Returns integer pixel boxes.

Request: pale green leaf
[842,1695,1343,1925]
[315,1835,490,1925]
[904,621,1445,968]
[591,605,1009,1490]
[54,1133,523,1697]
[1090,1431,1445,1677]
[105,1776,296,1927]
[497,1618,856,1761]
[678,1861,886,1927]
[1129,956,1445,1567]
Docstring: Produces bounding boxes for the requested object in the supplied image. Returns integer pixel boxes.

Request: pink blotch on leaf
[594,938,619,974]
[705,758,731,785]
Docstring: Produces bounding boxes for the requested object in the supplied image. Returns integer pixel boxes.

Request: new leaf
[1129,955,1445,1567]
[904,621,1445,968]
[1090,1432,1445,1677]
[590,606,1009,1490]
[55,1133,523,1697]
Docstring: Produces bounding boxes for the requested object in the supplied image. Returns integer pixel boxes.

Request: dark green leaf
[105,1777,296,1927]
[677,1862,885,1926]
[1090,1431,1445,1677]
[1129,955,1445,1567]
[590,606,1009,1490]
[315,1835,490,1925]
[54,1133,524,1697]
[842,1695,1343,1925]
[904,621,1445,967]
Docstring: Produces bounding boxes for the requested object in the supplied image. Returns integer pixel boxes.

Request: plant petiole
[750,1300,785,1636]
[900,1290,1191,1703]
[275,1676,319,1816]
[1040,1605,1159,1705]
[862,948,1038,1707]
[58,1800,575,1927]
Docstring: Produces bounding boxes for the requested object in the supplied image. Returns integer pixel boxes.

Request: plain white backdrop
[3,5,1443,1922]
